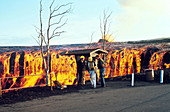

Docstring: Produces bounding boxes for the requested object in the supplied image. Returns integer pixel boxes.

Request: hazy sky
[0,0,170,46]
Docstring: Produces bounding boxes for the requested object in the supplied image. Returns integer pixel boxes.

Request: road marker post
[160,70,164,84]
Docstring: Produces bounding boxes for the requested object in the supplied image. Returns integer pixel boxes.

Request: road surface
[1,80,170,112]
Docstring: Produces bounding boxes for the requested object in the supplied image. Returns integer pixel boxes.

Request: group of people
[77,55,106,88]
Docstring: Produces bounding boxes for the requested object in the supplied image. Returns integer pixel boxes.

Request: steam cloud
[114,0,170,41]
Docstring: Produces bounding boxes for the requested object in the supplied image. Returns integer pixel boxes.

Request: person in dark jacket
[96,55,106,87]
[77,56,86,85]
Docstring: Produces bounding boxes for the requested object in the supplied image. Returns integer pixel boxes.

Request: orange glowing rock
[0,44,169,93]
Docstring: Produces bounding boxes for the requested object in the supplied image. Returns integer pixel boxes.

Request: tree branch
[50,15,65,27]
[33,36,41,46]
[51,3,72,15]
[100,17,104,37]
[50,19,67,39]
[51,7,71,18]
[89,32,94,48]
[50,31,65,39]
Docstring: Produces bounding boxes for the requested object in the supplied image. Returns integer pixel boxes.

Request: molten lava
[0,44,169,93]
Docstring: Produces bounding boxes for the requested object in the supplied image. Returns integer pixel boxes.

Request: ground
[1,78,170,112]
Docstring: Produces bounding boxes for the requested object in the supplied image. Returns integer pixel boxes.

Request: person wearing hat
[87,57,96,88]
[96,55,106,87]
[94,57,100,85]
[77,56,86,86]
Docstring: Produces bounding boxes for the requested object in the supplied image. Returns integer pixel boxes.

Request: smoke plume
[114,0,170,41]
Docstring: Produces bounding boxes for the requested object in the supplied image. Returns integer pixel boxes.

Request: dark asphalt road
[1,80,170,112]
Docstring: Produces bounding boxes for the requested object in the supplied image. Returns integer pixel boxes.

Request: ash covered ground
[1,76,170,105]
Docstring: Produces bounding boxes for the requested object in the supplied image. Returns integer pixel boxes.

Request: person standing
[87,57,96,88]
[77,56,86,86]
[96,55,106,87]
[94,57,100,85]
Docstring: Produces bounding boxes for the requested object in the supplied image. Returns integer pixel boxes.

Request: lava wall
[150,50,170,70]
[0,45,170,93]
[0,50,77,92]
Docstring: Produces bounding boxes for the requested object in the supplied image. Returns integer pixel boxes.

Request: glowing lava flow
[0,45,169,93]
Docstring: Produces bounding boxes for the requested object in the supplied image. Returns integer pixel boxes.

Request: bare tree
[100,10,112,62]
[34,0,71,90]
[89,32,94,48]
[100,10,112,50]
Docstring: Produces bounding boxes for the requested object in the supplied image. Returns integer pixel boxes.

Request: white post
[131,73,134,86]
[93,73,96,88]
[152,69,154,78]
[160,70,164,84]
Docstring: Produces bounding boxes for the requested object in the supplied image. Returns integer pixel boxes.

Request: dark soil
[0,85,80,105]
[0,78,124,105]
[0,76,168,105]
